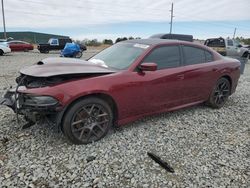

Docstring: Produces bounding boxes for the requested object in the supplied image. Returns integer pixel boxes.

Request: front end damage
[0,78,64,128]
[0,58,117,129]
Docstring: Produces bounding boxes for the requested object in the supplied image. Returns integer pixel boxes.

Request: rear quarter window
[205,51,214,62]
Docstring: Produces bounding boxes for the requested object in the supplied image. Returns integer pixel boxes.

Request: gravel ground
[0,51,249,187]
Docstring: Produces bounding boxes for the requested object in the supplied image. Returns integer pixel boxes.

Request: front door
[116,45,186,119]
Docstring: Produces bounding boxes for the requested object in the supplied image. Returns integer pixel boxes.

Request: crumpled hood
[20,57,116,77]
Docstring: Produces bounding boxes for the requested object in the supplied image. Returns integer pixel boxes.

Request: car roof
[122,38,182,45]
[122,38,206,48]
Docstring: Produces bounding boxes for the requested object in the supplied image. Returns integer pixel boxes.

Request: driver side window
[142,45,181,70]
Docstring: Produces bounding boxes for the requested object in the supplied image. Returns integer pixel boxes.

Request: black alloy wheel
[207,77,231,108]
[62,97,113,144]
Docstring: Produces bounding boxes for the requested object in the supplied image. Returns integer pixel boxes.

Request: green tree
[103,39,113,45]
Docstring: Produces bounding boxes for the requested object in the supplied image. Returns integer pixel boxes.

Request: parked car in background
[0,39,241,144]
[6,40,34,52]
[38,38,73,53]
[204,37,249,58]
[0,44,11,55]
[61,43,84,58]
[150,33,193,42]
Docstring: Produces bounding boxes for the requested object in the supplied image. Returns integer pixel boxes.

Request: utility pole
[1,0,7,39]
[233,28,237,39]
[169,3,174,34]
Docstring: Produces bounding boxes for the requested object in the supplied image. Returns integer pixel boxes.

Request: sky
[1,0,250,41]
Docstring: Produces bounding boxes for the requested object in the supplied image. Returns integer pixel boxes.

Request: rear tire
[207,77,231,109]
[62,97,113,144]
[0,49,3,56]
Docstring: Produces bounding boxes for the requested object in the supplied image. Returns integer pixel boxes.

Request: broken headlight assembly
[22,95,59,107]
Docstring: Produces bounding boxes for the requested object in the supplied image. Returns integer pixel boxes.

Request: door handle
[177,74,184,80]
[212,68,218,71]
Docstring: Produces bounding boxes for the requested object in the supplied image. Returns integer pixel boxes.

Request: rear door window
[183,46,206,65]
[142,45,181,70]
[205,51,213,62]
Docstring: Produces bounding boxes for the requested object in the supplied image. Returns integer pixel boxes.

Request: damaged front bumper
[0,88,17,111]
[0,87,63,123]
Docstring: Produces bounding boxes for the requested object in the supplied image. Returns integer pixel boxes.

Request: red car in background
[0,39,241,144]
[7,40,34,51]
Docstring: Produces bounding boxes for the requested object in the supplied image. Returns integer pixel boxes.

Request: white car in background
[0,44,11,56]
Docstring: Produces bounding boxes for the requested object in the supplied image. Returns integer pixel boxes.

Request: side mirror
[237,44,242,48]
[139,62,157,72]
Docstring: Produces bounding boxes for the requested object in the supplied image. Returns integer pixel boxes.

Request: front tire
[62,97,113,144]
[0,49,3,56]
[207,77,231,108]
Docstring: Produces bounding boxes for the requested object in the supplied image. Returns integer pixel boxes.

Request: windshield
[89,42,149,70]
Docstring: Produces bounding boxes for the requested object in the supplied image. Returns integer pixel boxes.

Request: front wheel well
[60,93,119,127]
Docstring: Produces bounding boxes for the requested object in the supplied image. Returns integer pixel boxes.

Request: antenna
[233,28,237,39]
[169,3,174,34]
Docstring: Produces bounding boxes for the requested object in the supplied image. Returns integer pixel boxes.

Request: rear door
[181,45,216,103]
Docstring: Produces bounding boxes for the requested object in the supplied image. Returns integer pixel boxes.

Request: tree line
[74,36,141,46]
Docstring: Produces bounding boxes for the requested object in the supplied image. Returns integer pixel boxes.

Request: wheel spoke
[214,89,220,94]
[91,129,99,137]
[72,119,84,126]
[97,120,109,125]
[73,125,87,133]
[97,113,108,118]
[82,107,90,115]
[79,128,86,140]
[89,104,95,115]
[215,95,220,104]
[85,130,92,141]
[95,124,105,132]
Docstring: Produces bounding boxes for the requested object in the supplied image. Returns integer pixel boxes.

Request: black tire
[74,51,82,58]
[62,97,113,144]
[0,49,3,56]
[207,77,231,108]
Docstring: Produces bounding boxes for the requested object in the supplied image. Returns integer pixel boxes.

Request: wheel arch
[242,51,249,58]
[0,49,4,55]
[58,92,119,129]
[220,74,233,94]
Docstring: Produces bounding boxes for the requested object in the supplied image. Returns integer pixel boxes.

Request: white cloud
[3,0,250,28]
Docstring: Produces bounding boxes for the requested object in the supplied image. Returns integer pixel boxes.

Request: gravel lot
[0,51,249,187]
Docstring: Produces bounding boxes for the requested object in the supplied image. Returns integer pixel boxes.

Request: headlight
[23,95,58,106]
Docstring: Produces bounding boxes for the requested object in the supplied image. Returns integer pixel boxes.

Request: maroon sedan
[0,39,241,144]
[7,40,34,51]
